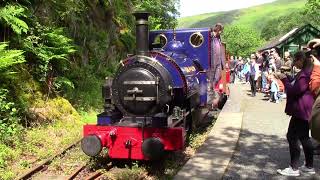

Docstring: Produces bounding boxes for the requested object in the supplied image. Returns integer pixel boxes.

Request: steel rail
[17,139,81,180]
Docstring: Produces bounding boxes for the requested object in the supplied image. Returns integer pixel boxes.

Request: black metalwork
[141,137,164,160]
[133,11,150,56]
[112,56,173,116]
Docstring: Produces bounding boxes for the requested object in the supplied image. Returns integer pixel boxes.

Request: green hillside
[178,0,306,30]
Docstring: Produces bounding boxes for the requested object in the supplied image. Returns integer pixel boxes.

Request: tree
[260,11,305,41]
[261,0,320,41]
[133,0,180,29]
[304,0,320,28]
[222,25,265,57]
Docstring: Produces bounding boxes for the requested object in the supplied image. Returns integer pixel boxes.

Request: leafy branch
[0,42,25,70]
[0,5,28,35]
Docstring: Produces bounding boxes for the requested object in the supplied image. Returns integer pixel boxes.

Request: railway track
[66,165,103,180]
[17,139,81,180]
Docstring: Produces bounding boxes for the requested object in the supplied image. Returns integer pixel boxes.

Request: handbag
[310,89,320,142]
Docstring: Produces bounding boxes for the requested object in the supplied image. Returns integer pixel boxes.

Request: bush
[64,65,106,110]
[0,89,22,144]
[28,97,81,125]
[0,143,15,168]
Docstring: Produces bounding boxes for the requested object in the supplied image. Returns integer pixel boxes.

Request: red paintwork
[83,125,185,160]
[225,69,230,84]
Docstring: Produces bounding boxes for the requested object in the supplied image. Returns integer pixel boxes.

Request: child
[270,74,279,103]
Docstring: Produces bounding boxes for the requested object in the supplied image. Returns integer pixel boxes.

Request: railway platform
[175,83,320,180]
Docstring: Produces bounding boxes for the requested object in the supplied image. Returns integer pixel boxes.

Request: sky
[179,0,276,17]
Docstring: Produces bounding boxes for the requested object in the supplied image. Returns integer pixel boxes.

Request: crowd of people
[228,39,320,177]
[229,48,290,103]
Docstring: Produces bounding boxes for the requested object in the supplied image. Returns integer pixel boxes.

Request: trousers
[287,117,314,169]
[249,75,256,96]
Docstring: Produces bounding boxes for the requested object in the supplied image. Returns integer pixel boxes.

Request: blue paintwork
[149,52,185,89]
[97,115,111,125]
[150,28,211,70]
[123,53,186,91]
[166,40,186,53]
[162,50,199,93]
[120,28,213,107]
[150,28,213,105]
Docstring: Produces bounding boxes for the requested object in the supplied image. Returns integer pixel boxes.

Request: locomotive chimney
[133,11,150,56]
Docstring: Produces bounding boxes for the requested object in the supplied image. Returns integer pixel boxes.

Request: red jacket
[310,65,320,96]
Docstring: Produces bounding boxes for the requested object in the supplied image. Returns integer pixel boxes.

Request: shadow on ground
[223,127,320,180]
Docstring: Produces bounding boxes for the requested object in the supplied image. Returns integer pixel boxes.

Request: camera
[305,48,319,58]
[280,65,291,73]
[306,42,320,58]
[262,50,270,57]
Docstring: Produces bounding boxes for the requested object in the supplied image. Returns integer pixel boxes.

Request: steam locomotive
[81,12,229,160]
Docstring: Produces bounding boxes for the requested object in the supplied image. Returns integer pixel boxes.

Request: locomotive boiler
[81,12,228,160]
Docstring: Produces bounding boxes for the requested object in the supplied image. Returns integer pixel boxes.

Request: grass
[80,110,99,124]
[1,119,83,180]
[177,0,306,30]
[0,103,99,180]
[178,13,218,28]
[41,146,89,176]
[233,0,306,31]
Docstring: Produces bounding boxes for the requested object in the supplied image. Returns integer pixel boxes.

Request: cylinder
[133,11,150,56]
[141,137,164,160]
[81,135,102,157]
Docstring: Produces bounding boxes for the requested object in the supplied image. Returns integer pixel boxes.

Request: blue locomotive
[81,12,228,160]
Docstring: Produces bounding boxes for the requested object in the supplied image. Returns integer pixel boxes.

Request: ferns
[23,27,76,81]
[0,42,25,70]
[0,5,28,35]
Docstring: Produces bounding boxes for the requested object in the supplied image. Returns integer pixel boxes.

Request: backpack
[310,91,320,142]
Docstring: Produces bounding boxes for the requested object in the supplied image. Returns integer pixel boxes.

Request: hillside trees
[222,25,265,57]
[304,0,320,28]
[260,12,305,41]
[261,0,320,41]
